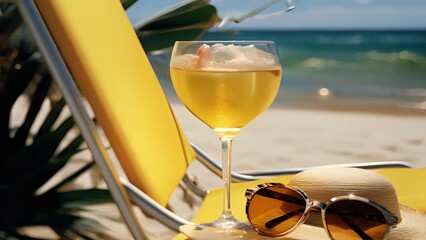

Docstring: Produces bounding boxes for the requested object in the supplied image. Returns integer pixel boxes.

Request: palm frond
[5,116,75,189]
[0,228,43,240]
[137,0,219,31]
[34,97,66,141]
[134,0,220,53]
[0,59,38,172]
[137,28,208,53]
[12,74,52,149]
[121,0,138,10]
[47,160,95,193]
[0,4,21,37]
[58,189,113,210]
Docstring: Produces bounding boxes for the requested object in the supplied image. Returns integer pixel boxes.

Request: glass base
[179,214,271,239]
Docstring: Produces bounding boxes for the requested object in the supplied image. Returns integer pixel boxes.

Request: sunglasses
[245,183,400,240]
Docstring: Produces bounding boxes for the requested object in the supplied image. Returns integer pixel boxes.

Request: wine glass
[170,41,282,238]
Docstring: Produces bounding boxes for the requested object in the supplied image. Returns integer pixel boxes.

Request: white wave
[396,101,426,110]
[316,35,364,45]
[300,57,343,70]
[367,50,426,64]
[403,88,426,97]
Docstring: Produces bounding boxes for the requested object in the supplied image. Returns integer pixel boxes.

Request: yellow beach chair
[16,1,425,239]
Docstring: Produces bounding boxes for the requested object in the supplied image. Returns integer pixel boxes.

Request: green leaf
[69,229,118,240]
[30,213,106,231]
[10,24,39,62]
[138,28,206,53]
[0,4,22,37]
[136,0,213,25]
[121,0,138,10]
[4,116,75,189]
[22,157,67,193]
[63,230,89,240]
[58,134,84,159]
[135,0,220,52]
[58,189,113,210]
[12,74,52,149]
[47,157,94,193]
[0,3,13,13]
[0,190,39,227]
[138,2,219,30]
[19,146,85,194]
[0,59,38,169]
[10,213,113,239]
[0,59,37,109]
[52,229,72,240]
[35,98,66,141]
[20,132,86,193]
[0,228,42,240]
[33,189,113,213]
[68,217,107,232]
[75,231,96,240]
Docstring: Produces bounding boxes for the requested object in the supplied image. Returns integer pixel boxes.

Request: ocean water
[200,30,426,112]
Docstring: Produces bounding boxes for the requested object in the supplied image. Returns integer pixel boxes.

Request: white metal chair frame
[16,1,414,239]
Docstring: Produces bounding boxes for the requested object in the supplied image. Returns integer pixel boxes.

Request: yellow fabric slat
[35,0,195,206]
[374,167,426,212]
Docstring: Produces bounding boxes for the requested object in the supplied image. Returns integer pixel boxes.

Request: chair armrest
[122,178,193,232]
[240,161,415,176]
[191,143,415,181]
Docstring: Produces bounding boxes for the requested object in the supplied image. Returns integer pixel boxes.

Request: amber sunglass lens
[247,186,307,236]
[325,200,388,240]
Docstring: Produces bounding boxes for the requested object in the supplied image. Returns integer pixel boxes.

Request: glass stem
[220,136,233,217]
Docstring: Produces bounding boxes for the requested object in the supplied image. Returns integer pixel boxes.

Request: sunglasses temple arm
[265,209,374,240]
[335,212,373,240]
[265,208,305,229]
[259,189,307,205]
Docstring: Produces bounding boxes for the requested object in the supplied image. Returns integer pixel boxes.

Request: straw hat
[287,166,426,240]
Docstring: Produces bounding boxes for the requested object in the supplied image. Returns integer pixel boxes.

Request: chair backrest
[35,0,195,207]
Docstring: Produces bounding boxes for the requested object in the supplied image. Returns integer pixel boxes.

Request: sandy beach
[173,102,426,176]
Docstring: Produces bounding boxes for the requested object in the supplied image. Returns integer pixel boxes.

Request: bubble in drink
[171,43,277,70]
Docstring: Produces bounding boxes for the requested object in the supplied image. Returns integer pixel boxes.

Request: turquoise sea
[158,30,426,115]
[198,30,426,113]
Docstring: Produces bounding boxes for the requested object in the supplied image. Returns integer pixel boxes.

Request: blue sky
[127,0,426,30]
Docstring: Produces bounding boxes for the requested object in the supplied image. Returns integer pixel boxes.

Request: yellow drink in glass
[170,41,282,237]
[170,67,282,137]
